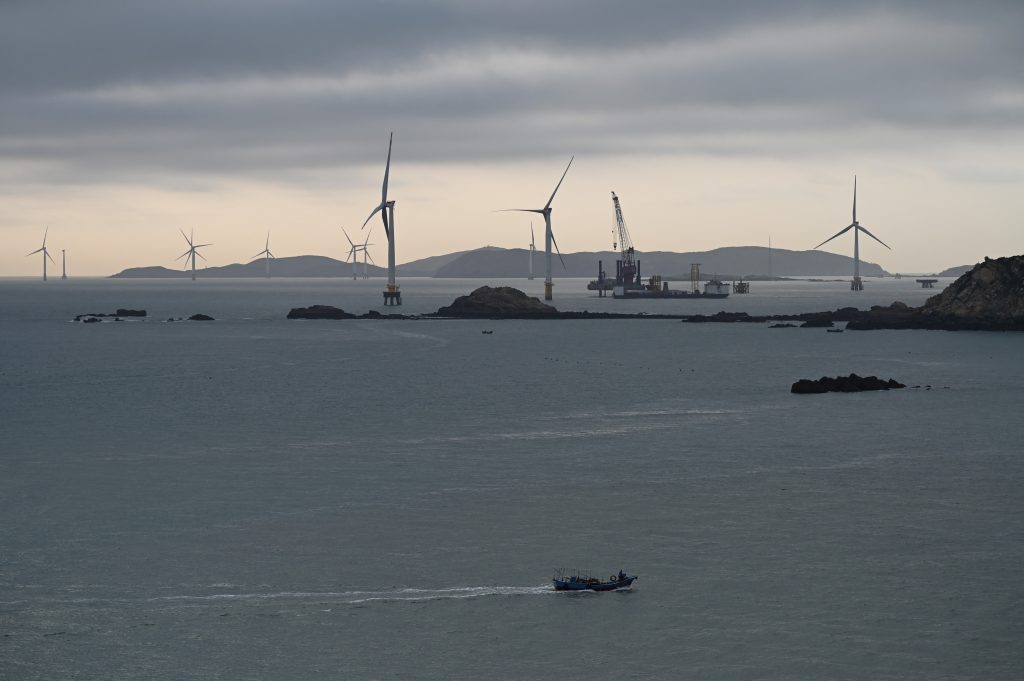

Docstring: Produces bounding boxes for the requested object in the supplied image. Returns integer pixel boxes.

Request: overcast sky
[2,0,1022,275]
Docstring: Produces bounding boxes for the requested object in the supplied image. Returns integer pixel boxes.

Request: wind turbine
[528,222,535,280]
[502,157,573,300]
[342,226,361,280]
[61,249,67,280]
[361,229,376,279]
[26,228,56,281]
[251,231,275,279]
[814,176,891,291]
[176,229,211,281]
[362,133,400,305]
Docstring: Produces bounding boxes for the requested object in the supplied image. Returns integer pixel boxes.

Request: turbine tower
[176,229,211,281]
[251,231,275,278]
[528,222,535,280]
[362,133,400,305]
[814,176,891,291]
[26,228,55,281]
[502,157,573,300]
[61,249,67,280]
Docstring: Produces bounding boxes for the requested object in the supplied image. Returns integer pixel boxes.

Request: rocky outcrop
[188,314,215,321]
[847,256,1024,331]
[433,286,559,318]
[287,305,356,320]
[791,374,906,394]
[75,309,146,321]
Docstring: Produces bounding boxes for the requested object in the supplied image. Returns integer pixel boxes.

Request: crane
[611,191,639,286]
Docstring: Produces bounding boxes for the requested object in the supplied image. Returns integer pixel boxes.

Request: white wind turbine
[342,226,362,280]
[176,229,211,281]
[502,157,573,300]
[26,227,56,281]
[528,222,535,280]
[362,133,401,305]
[814,176,891,291]
[251,231,275,279]
[360,229,376,279]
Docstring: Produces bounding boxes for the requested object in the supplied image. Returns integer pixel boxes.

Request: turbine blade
[813,224,855,250]
[544,156,574,210]
[363,228,372,247]
[195,251,207,261]
[852,175,857,224]
[250,250,266,260]
[267,251,275,259]
[180,228,192,247]
[362,204,384,228]
[381,133,393,204]
[26,247,44,256]
[46,250,56,264]
[550,231,567,270]
[531,222,535,245]
[857,224,891,250]
[497,208,544,214]
[176,249,192,261]
[341,226,355,247]
[380,204,390,241]
[367,253,376,265]
[194,243,211,248]
[43,226,49,247]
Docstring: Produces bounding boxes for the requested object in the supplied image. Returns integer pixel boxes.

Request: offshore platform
[598,191,729,299]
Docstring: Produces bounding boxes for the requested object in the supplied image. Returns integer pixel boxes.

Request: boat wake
[149,585,554,606]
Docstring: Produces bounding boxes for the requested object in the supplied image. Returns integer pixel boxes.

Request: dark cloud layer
[2,0,1022,183]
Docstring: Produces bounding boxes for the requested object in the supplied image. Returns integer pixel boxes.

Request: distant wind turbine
[61,249,67,280]
[361,229,376,279]
[814,176,891,291]
[26,228,56,281]
[176,229,211,281]
[342,226,362,280]
[362,133,400,305]
[501,157,573,300]
[251,231,275,279]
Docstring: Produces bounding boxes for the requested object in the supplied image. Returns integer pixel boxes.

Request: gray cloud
[2,0,1022,183]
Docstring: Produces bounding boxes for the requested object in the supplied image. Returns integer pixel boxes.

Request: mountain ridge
[110,246,888,279]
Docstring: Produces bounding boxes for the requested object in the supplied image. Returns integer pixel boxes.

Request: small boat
[552,568,637,592]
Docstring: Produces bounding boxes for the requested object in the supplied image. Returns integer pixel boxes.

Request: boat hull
[553,576,636,592]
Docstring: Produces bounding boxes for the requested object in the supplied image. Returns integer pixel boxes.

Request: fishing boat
[552,568,637,591]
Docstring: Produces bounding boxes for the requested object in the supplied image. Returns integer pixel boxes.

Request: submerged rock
[287,305,355,320]
[791,374,906,394]
[188,313,215,321]
[434,286,558,318]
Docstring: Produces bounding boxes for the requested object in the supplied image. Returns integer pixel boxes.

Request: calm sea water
[1,277,1021,680]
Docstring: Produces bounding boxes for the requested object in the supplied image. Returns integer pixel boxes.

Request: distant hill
[434,245,886,279]
[112,255,384,278]
[937,264,975,278]
[110,246,886,279]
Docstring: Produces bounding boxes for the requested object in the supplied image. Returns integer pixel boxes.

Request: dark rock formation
[847,256,1024,331]
[82,317,101,324]
[286,305,356,320]
[769,323,797,328]
[433,286,559,318]
[792,374,906,394]
[115,308,146,317]
[188,314,215,321]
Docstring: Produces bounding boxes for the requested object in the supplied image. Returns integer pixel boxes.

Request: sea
[1,276,1021,680]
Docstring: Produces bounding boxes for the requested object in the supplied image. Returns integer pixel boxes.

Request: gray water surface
[1,278,1021,680]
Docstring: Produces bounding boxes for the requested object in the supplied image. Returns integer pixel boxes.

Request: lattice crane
[611,191,639,286]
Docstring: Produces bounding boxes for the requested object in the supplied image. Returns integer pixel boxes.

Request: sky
[2,0,1022,276]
